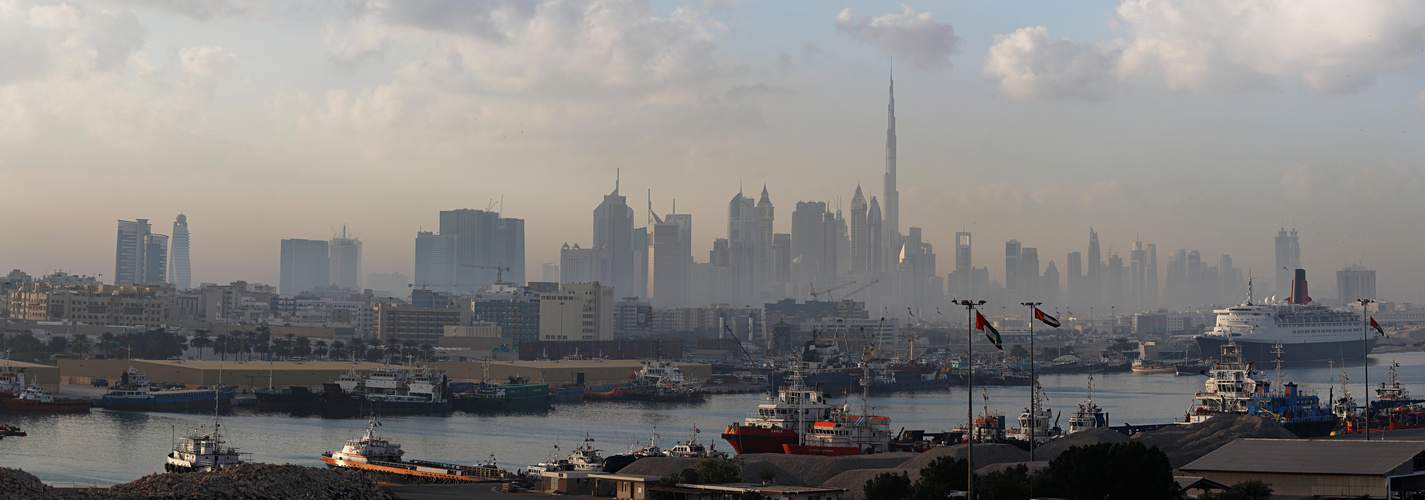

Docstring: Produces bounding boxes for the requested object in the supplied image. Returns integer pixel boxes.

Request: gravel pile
[61,464,399,500]
[896,443,1028,472]
[0,468,58,500]
[738,453,915,486]
[615,457,808,486]
[1033,428,1130,462]
[1131,414,1298,467]
[975,460,1048,475]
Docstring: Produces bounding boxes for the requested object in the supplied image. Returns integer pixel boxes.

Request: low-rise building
[1180,438,1425,498]
[10,282,173,327]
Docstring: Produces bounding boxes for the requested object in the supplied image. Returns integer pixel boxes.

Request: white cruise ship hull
[1195,335,1377,364]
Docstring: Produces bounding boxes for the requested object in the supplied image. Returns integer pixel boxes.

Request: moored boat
[102,367,235,411]
[321,417,509,483]
[1067,374,1108,434]
[0,423,26,439]
[721,372,834,455]
[2,386,92,412]
[1186,341,1336,437]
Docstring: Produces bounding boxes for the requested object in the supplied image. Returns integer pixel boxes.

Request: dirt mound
[614,457,806,486]
[820,468,922,500]
[1033,428,1131,461]
[62,463,399,500]
[896,443,1029,472]
[737,453,915,486]
[1131,414,1298,467]
[0,468,58,500]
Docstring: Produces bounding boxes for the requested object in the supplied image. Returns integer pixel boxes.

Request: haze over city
[3,0,1425,301]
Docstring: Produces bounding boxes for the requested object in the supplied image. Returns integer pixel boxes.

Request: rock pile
[60,464,399,500]
[0,468,58,500]
[1132,414,1297,467]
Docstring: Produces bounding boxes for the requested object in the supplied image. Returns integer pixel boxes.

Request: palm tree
[99,332,116,359]
[328,340,345,361]
[313,340,329,360]
[191,329,212,359]
[71,333,92,360]
[214,333,231,361]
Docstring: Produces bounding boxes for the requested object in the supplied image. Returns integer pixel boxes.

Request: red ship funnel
[1286,269,1311,305]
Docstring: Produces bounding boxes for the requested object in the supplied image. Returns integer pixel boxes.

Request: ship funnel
[1286,269,1311,305]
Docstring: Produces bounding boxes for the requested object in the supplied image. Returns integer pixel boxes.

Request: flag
[1371,317,1386,336]
[1034,307,1061,328]
[975,311,1003,350]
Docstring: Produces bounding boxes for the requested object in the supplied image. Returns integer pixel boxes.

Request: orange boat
[321,417,509,483]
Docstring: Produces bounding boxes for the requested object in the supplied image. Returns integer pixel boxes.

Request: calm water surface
[3,350,1420,486]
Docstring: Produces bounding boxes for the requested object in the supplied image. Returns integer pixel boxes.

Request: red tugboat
[2,386,92,412]
[782,370,894,456]
[722,373,834,455]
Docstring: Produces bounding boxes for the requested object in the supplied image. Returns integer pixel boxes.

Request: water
[3,350,1420,486]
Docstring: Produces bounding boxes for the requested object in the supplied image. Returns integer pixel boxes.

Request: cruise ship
[1195,270,1377,363]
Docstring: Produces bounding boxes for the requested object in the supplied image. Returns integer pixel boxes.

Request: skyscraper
[1087,228,1101,305]
[1043,261,1060,304]
[1019,246,1039,300]
[143,234,168,284]
[414,231,455,294]
[280,238,330,295]
[1004,239,1021,291]
[330,225,362,291]
[949,231,971,297]
[439,208,526,293]
[168,214,191,290]
[757,186,775,283]
[882,71,900,271]
[1130,241,1147,311]
[728,190,761,305]
[1146,243,1158,309]
[850,186,869,274]
[593,179,635,297]
[867,197,883,276]
[115,219,152,284]
[652,206,692,307]
[1275,227,1301,297]
[1066,251,1082,300]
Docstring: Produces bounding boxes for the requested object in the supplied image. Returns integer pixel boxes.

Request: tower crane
[461,264,512,284]
[839,280,879,301]
[808,280,857,301]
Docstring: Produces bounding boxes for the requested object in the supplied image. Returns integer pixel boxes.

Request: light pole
[952,298,986,500]
[1021,301,1041,461]
[1358,298,1374,440]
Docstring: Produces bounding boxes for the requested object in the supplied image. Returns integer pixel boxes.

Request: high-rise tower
[593,176,635,296]
[1087,228,1101,305]
[115,219,152,284]
[330,225,362,290]
[850,186,869,274]
[882,70,899,271]
[169,214,191,290]
[1275,227,1300,298]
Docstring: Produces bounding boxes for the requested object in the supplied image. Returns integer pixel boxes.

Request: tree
[99,332,116,358]
[293,336,312,359]
[329,340,347,361]
[975,463,1031,500]
[214,333,231,361]
[863,471,912,500]
[71,334,92,359]
[46,335,69,353]
[672,458,743,484]
[1009,344,1029,358]
[910,455,968,500]
[1035,442,1179,500]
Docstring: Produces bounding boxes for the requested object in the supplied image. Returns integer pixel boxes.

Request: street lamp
[1357,298,1374,440]
[1021,301,1042,461]
[952,298,986,500]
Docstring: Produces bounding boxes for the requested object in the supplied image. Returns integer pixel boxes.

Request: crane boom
[460,264,512,283]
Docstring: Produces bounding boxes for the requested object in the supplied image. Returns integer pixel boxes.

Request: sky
[2,0,1424,301]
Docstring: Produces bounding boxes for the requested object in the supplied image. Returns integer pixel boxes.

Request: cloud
[835,5,959,71]
[0,2,147,84]
[801,43,827,64]
[982,27,1123,100]
[113,0,264,22]
[985,0,1425,100]
[179,45,241,87]
[1277,162,1425,206]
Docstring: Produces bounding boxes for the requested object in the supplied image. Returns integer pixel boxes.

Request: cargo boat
[102,368,235,411]
[322,417,509,483]
[253,385,323,411]
[1185,341,1336,437]
[319,366,453,414]
[452,373,552,412]
[583,360,705,402]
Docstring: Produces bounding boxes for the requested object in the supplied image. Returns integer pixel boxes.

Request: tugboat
[1340,360,1425,434]
[1186,341,1336,437]
[1067,374,1108,434]
[102,367,235,411]
[1005,381,1061,444]
[322,417,509,483]
[782,369,894,456]
[567,435,606,471]
[722,371,835,455]
[166,387,244,472]
[584,360,704,402]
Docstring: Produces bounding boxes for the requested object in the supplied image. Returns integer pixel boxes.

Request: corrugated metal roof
[1182,439,1425,476]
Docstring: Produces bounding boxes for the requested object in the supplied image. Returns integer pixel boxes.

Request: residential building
[1338,265,1377,302]
[10,282,173,327]
[539,282,614,341]
[374,302,462,345]
[414,231,456,294]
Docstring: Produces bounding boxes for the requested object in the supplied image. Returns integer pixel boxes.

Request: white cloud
[985,0,1425,99]
[179,45,240,87]
[835,5,959,71]
[114,0,264,22]
[982,27,1122,101]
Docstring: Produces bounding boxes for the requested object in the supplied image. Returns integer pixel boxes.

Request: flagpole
[953,298,985,500]
[1021,301,1041,461]
[1358,298,1373,441]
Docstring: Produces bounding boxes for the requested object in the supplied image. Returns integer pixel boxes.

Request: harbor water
[2,350,1419,487]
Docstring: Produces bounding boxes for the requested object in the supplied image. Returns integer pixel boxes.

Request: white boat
[165,388,244,473]
[665,429,727,459]
[1067,374,1107,434]
[1006,381,1061,444]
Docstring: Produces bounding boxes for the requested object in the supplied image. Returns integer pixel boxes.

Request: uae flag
[1034,307,1061,328]
[1371,317,1386,336]
[976,311,1003,350]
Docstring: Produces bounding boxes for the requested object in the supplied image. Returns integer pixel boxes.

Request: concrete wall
[434,360,711,385]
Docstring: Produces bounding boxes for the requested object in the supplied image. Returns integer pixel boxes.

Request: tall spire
[882,60,899,267]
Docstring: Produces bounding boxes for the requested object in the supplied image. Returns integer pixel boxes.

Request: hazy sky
[3,0,1424,301]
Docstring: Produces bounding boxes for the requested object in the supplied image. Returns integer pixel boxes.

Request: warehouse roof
[1182,439,1425,476]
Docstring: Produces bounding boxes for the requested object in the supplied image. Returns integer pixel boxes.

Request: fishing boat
[321,417,509,483]
[721,371,835,455]
[165,406,244,471]
[567,435,606,471]
[102,367,235,411]
[1339,361,1425,434]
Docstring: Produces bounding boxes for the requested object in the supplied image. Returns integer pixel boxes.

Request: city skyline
[3,1,1424,300]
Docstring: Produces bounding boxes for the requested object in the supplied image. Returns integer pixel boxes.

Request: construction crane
[839,280,879,301]
[808,280,857,301]
[461,264,512,284]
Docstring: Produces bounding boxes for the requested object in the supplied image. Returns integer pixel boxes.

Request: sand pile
[737,453,915,486]
[1131,414,1297,467]
[896,443,1029,472]
[1032,428,1130,462]
[616,457,807,486]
